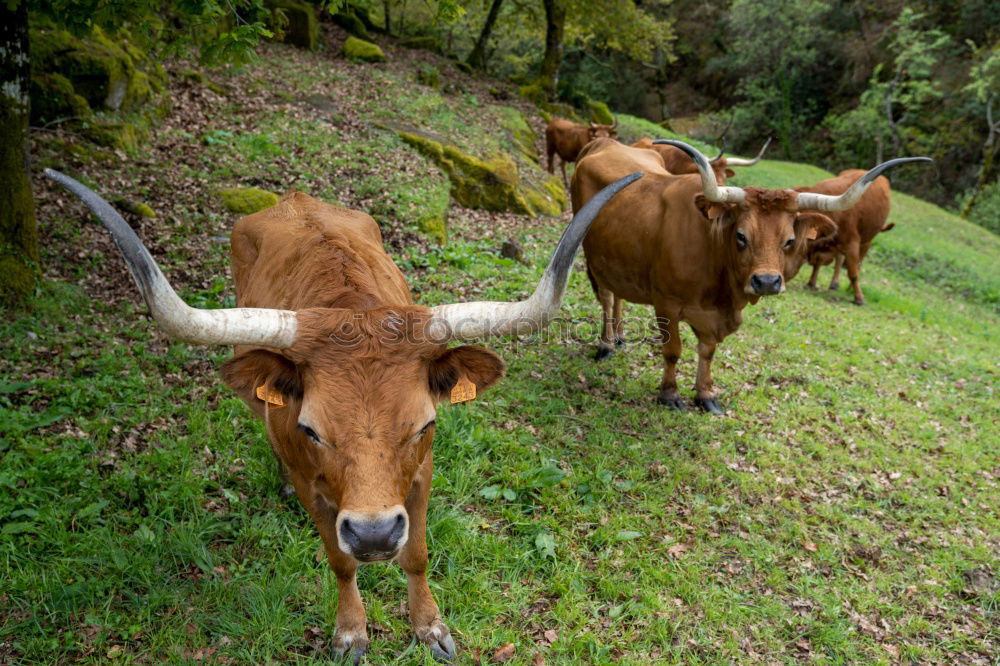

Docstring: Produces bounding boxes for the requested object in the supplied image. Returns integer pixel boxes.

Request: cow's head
[588,117,618,140]
[45,168,643,563]
[655,140,931,298]
[219,308,505,560]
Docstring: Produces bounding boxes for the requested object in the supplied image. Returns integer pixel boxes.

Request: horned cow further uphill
[545,117,618,184]
[789,169,896,305]
[45,169,640,664]
[571,140,931,414]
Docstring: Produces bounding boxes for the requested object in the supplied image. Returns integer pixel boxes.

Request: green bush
[960,181,1000,234]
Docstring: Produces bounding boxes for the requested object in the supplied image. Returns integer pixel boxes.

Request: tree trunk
[1,1,39,308]
[467,0,505,70]
[382,0,392,34]
[962,96,998,218]
[537,0,565,99]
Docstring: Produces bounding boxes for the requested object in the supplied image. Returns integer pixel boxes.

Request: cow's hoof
[806,283,818,291]
[852,298,866,306]
[594,346,614,361]
[695,397,725,415]
[828,281,840,291]
[332,629,369,665]
[417,620,456,662]
[657,392,686,410]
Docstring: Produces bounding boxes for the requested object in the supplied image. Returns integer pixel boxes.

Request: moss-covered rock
[267,0,319,50]
[30,23,165,119]
[332,10,369,39]
[114,198,157,218]
[218,188,281,215]
[343,37,385,63]
[30,73,91,122]
[498,108,540,164]
[400,36,443,54]
[29,21,169,154]
[83,120,151,153]
[587,100,615,125]
[418,214,448,245]
[394,126,565,217]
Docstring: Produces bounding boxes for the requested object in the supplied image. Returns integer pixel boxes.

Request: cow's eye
[297,424,323,444]
[419,420,436,437]
[735,231,747,249]
[784,237,795,249]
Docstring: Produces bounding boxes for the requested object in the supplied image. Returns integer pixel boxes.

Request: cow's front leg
[399,456,455,662]
[693,336,723,414]
[828,253,843,291]
[302,493,369,663]
[330,558,369,664]
[806,262,821,290]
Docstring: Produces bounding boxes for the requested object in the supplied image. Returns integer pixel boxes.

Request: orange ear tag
[255,385,286,407]
[450,375,477,404]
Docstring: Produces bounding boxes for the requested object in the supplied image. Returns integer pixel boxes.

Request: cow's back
[574,142,718,306]
[231,191,412,311]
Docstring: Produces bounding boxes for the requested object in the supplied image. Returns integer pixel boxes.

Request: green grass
[3,44,998,664]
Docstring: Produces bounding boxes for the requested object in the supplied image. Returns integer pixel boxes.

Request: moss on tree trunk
[1,1,39,308]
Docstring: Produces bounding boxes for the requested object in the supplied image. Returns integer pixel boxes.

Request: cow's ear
[694,194,735,224]
[725,168,735,179]
[428,345,506,403]
[221,350,302,417]
[795,212,837,244]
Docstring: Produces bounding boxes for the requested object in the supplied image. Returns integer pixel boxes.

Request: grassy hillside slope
[2,29,997,665]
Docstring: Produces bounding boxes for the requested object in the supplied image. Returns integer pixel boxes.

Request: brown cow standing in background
[545,117,618,184]
[571,139,930,413]
[46,169,640,664]
[789,169,895,305]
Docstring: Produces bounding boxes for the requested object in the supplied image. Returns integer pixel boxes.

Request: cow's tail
[881,222,895,232]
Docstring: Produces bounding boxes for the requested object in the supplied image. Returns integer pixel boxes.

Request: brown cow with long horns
[545,116,618,184]
[571,140,930,413]
[46,169,641,663]
[788,169,895,305]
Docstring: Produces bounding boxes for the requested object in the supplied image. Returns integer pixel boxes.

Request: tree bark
[467,0,505,70]
[962,95,998,218]
[1,1,39,308]
[537,0,565,99]
[382,0,392,34]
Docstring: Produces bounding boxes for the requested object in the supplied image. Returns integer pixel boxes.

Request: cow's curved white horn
[45,169,298,348]
[794,157,934,212]
[428,172,643,341]
[654,139,746,204]
[725,137,772,167]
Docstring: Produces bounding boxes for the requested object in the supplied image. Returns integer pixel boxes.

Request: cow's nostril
[339,511,408,559]
[751,273,782,294]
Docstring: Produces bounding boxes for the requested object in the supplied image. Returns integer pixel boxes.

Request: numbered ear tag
[256,385,286,407]
[450,375,477,404]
